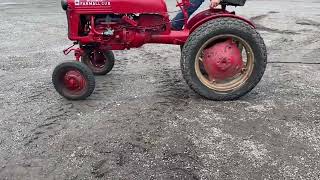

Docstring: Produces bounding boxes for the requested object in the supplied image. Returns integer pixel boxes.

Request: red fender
[186,9,255,33]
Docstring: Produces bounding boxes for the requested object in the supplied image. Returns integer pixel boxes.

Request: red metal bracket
[122,16,138,27]
[63,43,84,61]
[63,43,77,55]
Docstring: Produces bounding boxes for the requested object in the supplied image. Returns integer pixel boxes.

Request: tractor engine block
[77,14,167,49]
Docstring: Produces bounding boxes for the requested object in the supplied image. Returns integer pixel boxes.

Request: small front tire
[52,61,95,100]
[82,50,115,76]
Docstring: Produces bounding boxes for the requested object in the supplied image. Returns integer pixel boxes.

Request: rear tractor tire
[181,18,267,101]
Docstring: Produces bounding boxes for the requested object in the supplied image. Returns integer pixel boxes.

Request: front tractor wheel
[81,50,115,76]
[52,61,95,100]
[181,18,267,101]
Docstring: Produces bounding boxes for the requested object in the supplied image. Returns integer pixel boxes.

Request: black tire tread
[181,17,267,101]
[52,61,95,100]
[82,50,115,76]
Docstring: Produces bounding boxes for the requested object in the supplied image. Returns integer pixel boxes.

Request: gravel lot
[0,0,320,179]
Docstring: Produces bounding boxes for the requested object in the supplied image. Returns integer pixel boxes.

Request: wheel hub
[92,50,106,67]
[203,39,243,81]
[63,70,86,91]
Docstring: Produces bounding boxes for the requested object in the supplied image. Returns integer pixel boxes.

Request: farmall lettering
[75,0,111,6]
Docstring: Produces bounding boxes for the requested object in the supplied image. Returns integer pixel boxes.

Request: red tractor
[53,0,267,100]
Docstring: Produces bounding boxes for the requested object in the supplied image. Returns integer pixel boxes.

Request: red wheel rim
[89,50,107,68]
[195,35,254,92]
[62,70,87,93]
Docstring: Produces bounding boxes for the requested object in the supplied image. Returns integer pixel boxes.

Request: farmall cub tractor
[53,0,267,100]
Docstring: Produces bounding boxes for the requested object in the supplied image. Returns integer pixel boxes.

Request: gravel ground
[0,0,320,179]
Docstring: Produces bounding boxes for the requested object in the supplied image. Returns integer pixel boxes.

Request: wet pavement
[0,0,320,179]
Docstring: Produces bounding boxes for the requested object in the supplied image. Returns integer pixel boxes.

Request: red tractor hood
[68,0,168,14]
